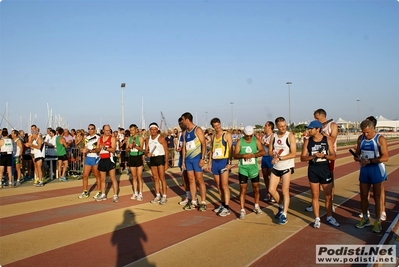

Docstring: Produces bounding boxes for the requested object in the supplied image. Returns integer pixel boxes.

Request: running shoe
[35,182,44,187]
[253,206,263,215]
[150,196,161,204]
[59,177,68,182]
[305,205,313,212]
[93,191,101,199]
[96,194,107,202]
[15,180,21,187]
[275,206,283,219]
[159,197,168,205]
[179,198,189,205]
[113,195,119,203]
[198,203,207,212]
[137,195,143,201]
[278,214,288,225]
[327,217,340,227]
[218,208,231,217]
[239,209,246,220]
[33,178,39,185]
[264,194,276,203]
[183,202,196,211]
[372,221,382,233]
[78,191,89,199]
[356,218,372,229]
[313,218,321,229]
[213,205,224,213]
[130,194,138,200]
[380,211,387,222]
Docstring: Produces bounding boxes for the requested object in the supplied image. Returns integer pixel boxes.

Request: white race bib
[242,158,255,165]
[212,148,223,159]
[186,140,195,151]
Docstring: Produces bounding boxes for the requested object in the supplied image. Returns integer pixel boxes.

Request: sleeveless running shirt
[212,132,229,159]
[185,126,201,160]
[272,131,295,170]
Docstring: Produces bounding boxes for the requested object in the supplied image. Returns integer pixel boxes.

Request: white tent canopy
[335,118,351,124]
[374,115,399,131]
[335,118,354,129]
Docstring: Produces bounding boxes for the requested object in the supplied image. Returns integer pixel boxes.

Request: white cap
[243,125,254,135]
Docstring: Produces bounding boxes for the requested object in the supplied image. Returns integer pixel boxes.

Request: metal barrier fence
[68,147,83,178]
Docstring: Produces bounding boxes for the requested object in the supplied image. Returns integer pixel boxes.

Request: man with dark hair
[206,118,234,216]
[261,121,275,202]
[306,108,338,212]
[301,120,339,228]
[181,112,207,211]
[268,117,296,225]
[176,117,190,205]
[127,124,145,201]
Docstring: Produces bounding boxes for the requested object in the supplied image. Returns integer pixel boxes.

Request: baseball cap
[306,120,323,129]
[243,126,254,135]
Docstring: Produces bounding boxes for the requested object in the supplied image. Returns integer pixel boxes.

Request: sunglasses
[244,134,253,138]
[88,128,94,130]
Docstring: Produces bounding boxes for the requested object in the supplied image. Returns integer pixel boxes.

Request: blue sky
[1,0,398,132]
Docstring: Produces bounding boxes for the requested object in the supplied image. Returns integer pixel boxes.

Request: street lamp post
[286,82,292,129]
[121,83,126,128]
[356,99,360,129]
[230,102,234,128]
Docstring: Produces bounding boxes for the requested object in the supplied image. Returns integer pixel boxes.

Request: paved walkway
[1,141,399,267]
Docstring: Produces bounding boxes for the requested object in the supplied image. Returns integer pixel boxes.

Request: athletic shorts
[185,157,203,172]
[98,158,116,172]
[14,156,21,165]
[239,173,260,184]
[261,155,273,169]
[150,155,165,167]
[329,160,335,172]
[57,154,68,162]
[308,164,332,184]
[271,167,294,177]
[0,154,12,166]
[34,157,44,163]
[211,158,229,175]
[84,156,99,167]
[128,155,144,167]
[359,164,386,184]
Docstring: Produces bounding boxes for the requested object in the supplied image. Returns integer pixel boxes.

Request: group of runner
[1,109,389,233]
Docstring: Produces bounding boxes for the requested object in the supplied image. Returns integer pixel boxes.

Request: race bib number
[212,148,223,159]
[361,150,374,159]
[186,140,195,151]
[242,157,255,165]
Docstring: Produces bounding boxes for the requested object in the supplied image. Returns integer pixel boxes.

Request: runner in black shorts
[300,120,339,228]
